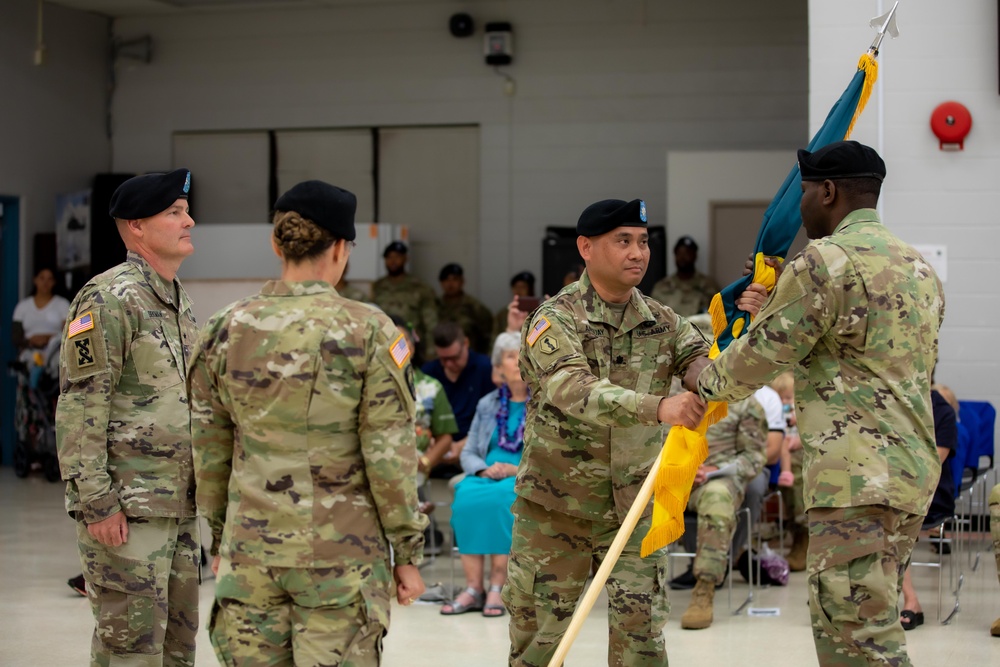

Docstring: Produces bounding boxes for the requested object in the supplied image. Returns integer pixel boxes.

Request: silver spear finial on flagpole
[869,1,900,56]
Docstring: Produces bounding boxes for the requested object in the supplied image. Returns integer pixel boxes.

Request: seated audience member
[493,271,536,342]
[899,385,958,630]
[442,332,526,617]
[422,322,497,475]
[772,371,808,571]
[12,267,69,366]
[372,241,438,359]
[991,482,1000,637]
[649,236,720,316]
[438,263,494,355]
[677,393,767,629]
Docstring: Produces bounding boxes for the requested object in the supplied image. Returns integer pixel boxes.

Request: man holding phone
[504,198,767,666]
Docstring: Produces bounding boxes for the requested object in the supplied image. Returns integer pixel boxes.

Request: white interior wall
[809,0,1000,408]
[110,0,808,310]
[0,0,110,293]
[665,151,795,276]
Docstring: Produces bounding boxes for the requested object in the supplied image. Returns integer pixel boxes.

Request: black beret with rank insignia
[577,198,648,237]
[109,168,191,220]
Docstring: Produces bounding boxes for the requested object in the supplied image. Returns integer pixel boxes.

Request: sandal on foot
[900,609,924,631]
[483,584,506,618]
[440,587,484,615]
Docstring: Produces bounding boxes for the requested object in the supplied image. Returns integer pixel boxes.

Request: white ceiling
[46,0,465,18]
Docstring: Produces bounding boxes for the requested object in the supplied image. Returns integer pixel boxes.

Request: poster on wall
[56,190,91,270]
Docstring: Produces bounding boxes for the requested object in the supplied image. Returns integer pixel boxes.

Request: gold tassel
[845,52,879,139]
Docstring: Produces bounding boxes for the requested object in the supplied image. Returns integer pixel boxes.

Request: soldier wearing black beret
[187,178,428,665]
[57,168,201,665]
[651,229,720,317]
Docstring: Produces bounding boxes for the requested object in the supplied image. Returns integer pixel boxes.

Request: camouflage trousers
[210,557,393,667]
[780,448,806,526]
[503,497,669,667]
[77,515,200,667]
[807,505,922,667]
[687,477,745,584]
[991,483,1000,587]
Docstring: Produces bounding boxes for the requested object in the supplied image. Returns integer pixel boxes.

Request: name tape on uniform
[526,316,551,347]
[67,312,94,338]
[389,334,411,368]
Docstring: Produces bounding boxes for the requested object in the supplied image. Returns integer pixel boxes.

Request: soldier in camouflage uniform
[55,169,200,667]
[336,261,370,302]
[372,241,438,360]
[649,236,719,316]
[188,180,427,667]
[697,142,945,666]
[438,263,494,355]
[680,394,767,630]
[505,197,713,667]
[991,483,1000,637]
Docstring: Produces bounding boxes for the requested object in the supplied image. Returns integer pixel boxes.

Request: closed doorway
[709,201,808,288]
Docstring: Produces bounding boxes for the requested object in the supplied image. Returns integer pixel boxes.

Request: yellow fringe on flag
[641,252,782,557]
[845,52,878,139]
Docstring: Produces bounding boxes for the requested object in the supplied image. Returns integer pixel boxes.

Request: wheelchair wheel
[13,443,30,478]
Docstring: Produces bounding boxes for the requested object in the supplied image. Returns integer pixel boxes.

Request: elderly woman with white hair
[441,331,527,617]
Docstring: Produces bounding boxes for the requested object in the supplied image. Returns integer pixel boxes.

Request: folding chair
[667,506,754,614]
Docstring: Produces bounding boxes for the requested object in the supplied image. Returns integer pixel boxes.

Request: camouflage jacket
[703,396,767,488]
[649,271,720,316]
[188,280,427,568]
[372,273,439,359]
[55,251,198,523]
[517,270,710,522]
[699,209,945,515]
[438,292,494,355]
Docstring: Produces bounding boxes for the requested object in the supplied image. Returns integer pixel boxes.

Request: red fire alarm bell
[930,101,972,150]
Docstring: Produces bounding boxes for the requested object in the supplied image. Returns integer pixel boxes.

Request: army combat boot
[786,525,808,572]
[991,616,1000,637]
[681,578,716,629]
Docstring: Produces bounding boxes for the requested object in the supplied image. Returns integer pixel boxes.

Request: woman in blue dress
[442,331,526,617]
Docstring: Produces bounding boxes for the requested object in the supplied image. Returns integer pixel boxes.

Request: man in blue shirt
[422,321,497,476]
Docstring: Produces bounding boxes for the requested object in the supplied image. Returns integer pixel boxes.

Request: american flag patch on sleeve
[67,312,94,338]
[389,334,411,368]
[526,316,551,347]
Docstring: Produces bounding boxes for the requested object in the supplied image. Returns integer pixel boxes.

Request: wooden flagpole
[546,448,664,667]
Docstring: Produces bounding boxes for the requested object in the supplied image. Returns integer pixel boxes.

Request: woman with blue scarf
[443,331,526,617]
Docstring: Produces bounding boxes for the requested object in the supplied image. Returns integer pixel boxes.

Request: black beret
[439,263,464,281]
[577,199,647,237]
[273,180,357,241]
[798,140,886,183]
[674,235,698,253]
[384,241,408,257]
[109,168,191,220]
[510,271,535,287]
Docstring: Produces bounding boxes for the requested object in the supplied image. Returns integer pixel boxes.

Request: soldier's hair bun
[272,211,337,262]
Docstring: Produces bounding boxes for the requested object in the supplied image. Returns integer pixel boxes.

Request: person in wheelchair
[10,267,68,480]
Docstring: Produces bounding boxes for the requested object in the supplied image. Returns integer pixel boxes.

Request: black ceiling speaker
[449,13,474,38]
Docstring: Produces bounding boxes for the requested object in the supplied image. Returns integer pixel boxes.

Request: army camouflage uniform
[687,396,767,583]
[372,273,438,360]
[55,250,199,667]
[188,280,427,667]
[506,270,709,667]
[699,209,945,666]
[438,292,494,355]
[649,272,720,317]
